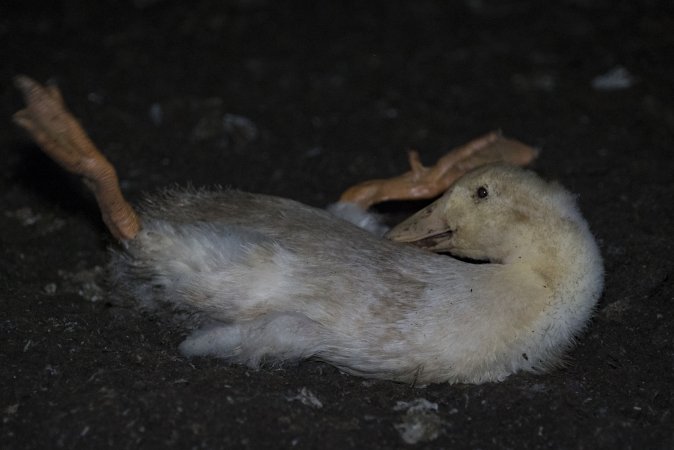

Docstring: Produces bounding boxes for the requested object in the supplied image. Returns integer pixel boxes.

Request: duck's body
[113,166,603,384]
[13,77,604,384]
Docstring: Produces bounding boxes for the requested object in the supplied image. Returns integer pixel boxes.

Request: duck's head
[387,164,581,263]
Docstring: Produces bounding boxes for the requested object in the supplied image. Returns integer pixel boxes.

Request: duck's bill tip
[389,230,455,252]
[386,201,455,251]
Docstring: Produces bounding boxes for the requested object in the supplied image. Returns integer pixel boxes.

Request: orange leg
[339,131,538,209]
[13,76,140,241]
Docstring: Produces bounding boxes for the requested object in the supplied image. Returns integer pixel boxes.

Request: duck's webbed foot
[13,75,140,241]
[339,131,538,209]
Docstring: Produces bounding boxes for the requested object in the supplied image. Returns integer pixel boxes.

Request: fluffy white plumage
[12,76,600,384]
[111,165,604,384]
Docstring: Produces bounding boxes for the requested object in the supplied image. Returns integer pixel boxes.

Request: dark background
[1,0,673,448]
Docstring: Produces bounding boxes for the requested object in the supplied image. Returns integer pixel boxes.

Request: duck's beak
[386,198,454,252]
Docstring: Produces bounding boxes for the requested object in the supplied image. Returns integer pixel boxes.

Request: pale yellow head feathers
[388,164,582,263]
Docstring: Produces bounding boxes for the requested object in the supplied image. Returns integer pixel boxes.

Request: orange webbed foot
[339,132,538,210]
[13,76,140,241]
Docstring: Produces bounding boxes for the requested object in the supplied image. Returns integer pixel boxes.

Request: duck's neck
[493,217,604,339]
[511,219,601,292]
[442,217,604,381]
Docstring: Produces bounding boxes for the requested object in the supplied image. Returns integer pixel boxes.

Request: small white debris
[87,92,104,104]
[222,113,258,142]
[286,387,323,409]
[149,103,163,126]
[601,298,631,321]
[44,283,57,295]
[592,66,634,91]
[533,74,556,91]
[193,111,259,143]
[393,398,445,444]
[58,266,105,302]
[5,207,41,226]
[304,146,323,158]
[529,383,548,393]
[394,398,439,413]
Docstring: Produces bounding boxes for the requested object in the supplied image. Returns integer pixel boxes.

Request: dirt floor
[1,0,673,448]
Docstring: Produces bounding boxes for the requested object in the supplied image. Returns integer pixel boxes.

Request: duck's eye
[476,186,489,199]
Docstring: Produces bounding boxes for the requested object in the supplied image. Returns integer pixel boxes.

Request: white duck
[14,77,604,384]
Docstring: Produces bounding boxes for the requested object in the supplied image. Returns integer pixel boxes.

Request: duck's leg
[13,76,140,241]
[180,314,323,367]
[339,132,538,209]
[179,322,243,358]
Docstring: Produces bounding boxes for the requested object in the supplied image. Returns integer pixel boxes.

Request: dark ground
[1,0,673,448]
